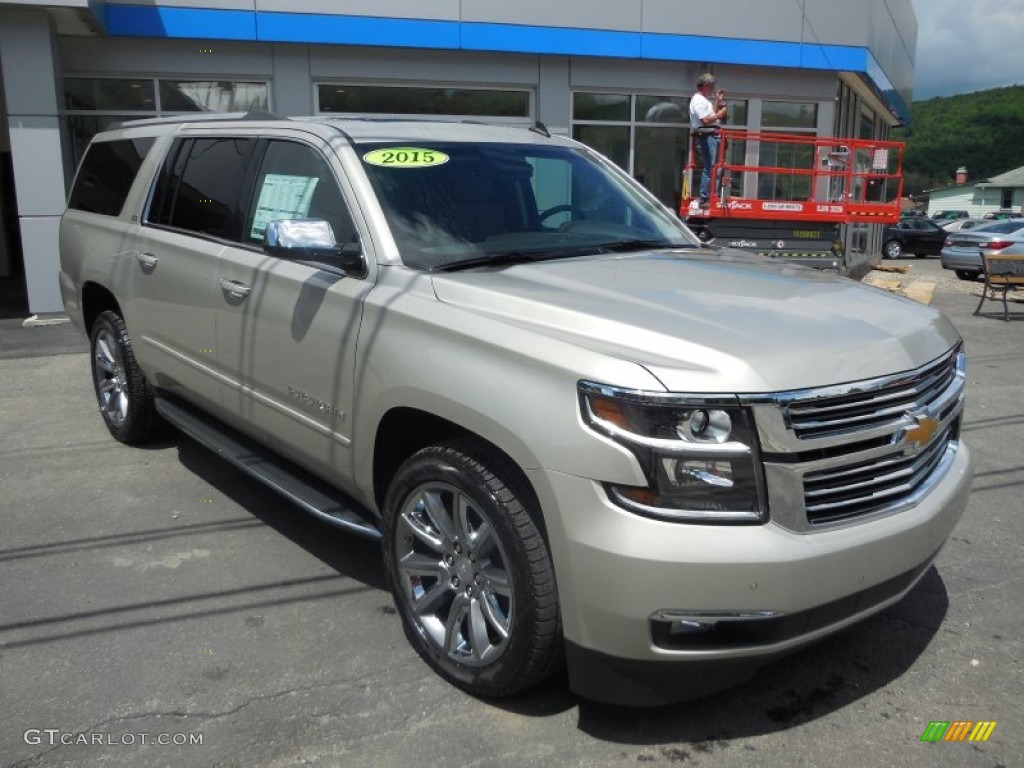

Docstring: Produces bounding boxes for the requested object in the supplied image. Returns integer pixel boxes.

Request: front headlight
[579,381,768,524]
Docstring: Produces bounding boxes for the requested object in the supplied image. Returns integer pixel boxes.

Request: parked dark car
[982,210,1022,220]
[882,217,948,259]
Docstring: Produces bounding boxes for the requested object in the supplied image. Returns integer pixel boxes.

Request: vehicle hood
[430,248,960,393]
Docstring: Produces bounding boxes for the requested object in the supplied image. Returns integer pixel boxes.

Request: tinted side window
[244,140,357,246]
[149,137,256,240]
[68,138,155,216]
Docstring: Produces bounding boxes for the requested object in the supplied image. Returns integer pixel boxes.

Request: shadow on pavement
[165,424,951,733]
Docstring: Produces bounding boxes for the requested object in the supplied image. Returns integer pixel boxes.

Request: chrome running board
[155,396,381,540]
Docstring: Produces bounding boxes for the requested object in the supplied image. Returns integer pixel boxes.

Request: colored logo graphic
[920,721,997,742]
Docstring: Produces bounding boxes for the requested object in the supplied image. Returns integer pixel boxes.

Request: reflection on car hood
[430,248,960,393]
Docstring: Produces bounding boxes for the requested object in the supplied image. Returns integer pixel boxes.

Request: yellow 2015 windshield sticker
[362,147,449,168]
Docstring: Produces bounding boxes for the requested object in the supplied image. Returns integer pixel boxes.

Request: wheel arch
[372,407,548,541]
[81,282,122,333]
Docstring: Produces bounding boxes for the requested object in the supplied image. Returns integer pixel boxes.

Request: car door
[214,135,374,483]
[916,219,947,254]
[129,135,258,412]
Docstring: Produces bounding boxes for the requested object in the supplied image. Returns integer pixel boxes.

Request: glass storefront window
[757,134,814,200]
[573,93,630,121]
[762,101,818,129]
[573,92,689,208]
[63,77,272,169]
[724,100,749,127]
[159,81,268,113]
[317,85,530,117]
[64,78,155,111]
[635,95,687,124]
[634,126,687,208]
[572,124,630,172]
[859,108,875,139]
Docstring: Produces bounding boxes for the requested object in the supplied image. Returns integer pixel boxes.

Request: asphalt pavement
[1,259,1021,767]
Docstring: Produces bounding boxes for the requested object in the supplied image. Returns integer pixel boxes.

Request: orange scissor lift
[680,129,906,268]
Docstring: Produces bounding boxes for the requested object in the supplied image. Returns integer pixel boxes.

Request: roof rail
[108,110,285,130]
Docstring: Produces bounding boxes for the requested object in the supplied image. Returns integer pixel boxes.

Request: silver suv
[60,114,973,706]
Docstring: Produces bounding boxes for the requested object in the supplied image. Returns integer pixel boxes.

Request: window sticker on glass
[251,174,320,240]
[362,147,449,168]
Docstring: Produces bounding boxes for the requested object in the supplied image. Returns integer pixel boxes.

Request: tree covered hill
[893,85,1024,196]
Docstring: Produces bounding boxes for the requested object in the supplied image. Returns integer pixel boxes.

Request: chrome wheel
[883,240,903,259]
[394,481,514,667]
[89,310,156,444]
[383,442,561,696]
[93,328,130,428]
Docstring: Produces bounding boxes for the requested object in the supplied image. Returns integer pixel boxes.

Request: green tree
[894,86,1024,196]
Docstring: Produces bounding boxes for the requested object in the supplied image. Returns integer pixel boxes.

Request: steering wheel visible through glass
[538,204,587,223]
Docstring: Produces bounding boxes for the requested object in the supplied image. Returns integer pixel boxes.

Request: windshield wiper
[595,239,689,253]
[432,240,693,272]
[432,248,590,273]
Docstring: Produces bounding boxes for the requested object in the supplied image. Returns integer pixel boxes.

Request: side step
[155,396,382,540]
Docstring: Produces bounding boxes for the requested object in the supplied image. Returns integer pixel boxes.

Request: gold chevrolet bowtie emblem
[902,414,940,454]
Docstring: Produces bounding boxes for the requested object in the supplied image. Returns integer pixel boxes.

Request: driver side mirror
[264,219,364,275]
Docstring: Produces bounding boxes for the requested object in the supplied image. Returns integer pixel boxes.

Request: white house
[927,166,1024,218]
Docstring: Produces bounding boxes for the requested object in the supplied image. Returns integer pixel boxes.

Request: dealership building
[0,0,917,315]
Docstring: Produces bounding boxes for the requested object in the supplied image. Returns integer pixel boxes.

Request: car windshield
[358,141,699,270]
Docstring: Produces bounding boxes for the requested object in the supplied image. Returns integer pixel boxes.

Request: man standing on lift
[690,72,728,208]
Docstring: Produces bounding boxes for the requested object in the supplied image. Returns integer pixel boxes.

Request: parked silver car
[941,220,1024,280]
[940,218,987,233]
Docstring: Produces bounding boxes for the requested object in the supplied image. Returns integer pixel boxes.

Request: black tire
[955,269,980,282]
[89,310,157,444]
[883,240,903,259]
[383,440,561,697]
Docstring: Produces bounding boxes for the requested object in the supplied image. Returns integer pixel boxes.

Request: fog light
[668,619,717,636]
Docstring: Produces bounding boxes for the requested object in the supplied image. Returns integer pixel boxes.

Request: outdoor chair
[974,252,1024,321]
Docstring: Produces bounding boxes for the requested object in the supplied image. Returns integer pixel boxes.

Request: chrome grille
[803,426,954,525]
[785,350,960,439]
[750,346,965,531]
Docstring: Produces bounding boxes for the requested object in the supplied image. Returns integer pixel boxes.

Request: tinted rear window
[68,138,155,216]
[148,137,256,241]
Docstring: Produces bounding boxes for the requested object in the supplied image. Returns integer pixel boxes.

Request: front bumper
[528,441,973,705]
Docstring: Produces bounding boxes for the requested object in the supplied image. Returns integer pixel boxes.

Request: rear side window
[68,138,155,216]
[148,137,256,240]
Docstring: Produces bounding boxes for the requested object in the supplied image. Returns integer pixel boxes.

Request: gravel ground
[863,265,1024,303]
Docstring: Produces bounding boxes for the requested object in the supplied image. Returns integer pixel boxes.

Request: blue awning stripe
[101,6,898,112]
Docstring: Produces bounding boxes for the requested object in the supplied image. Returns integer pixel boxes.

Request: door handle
[136,252,159,270]
[219,278,251,300]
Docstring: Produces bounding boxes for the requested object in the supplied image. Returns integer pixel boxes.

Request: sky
[911,0,1024,99]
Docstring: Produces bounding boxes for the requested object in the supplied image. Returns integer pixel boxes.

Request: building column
[0,9,66,314]
[537,56,570,137]
[271,44,314,116]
